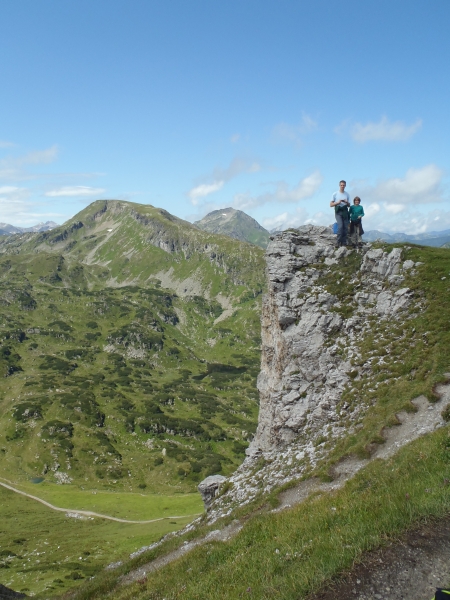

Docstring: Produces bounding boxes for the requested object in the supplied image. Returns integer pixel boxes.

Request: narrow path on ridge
[0,479,202,524]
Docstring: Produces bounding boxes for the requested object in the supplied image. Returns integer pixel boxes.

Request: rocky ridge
[204,225,433,522]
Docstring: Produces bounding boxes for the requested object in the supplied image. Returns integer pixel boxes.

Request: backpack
[433,589,450,599]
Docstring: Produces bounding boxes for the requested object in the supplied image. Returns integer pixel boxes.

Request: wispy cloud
[0,185,23,195]
[0,185,35,224]
[0,145,59,181]
[272,113,318,146]
[233,170,323,210]
[45,185,106,197]
[188,157,262,204]
[0,140,15,149]
[188,182,225,204]
[18,145,59,165]
[230,133,240,143]
[263,204,450,236]
[362,205,450,235]
[336,116,422,143]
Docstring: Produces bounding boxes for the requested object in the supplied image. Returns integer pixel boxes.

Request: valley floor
[0,484,202,597]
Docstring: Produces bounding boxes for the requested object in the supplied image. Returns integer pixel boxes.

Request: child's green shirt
[349,205,364,222]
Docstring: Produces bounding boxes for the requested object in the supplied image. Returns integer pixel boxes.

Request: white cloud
[233,170,323,210]
[368,164,444,205]
[262,207,329,232]
[187,157,262,204]
[0,185,22,195]
[350,116,422,143]
[340,165,447,234]
[45,185,106,198]
[360,205,450,235]
[0,140,15,149]
[230,133,240,143]
[188,181,224,204]
[0,186,34,223]
[385,203,406,214]
[261,212,290,231]
[272,113,318,145]
[364,202,381,217]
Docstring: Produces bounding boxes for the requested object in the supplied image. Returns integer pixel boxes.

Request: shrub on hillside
[39,355,77,374]
[13,402,44,422]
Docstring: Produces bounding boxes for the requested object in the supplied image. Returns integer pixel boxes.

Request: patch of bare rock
[275,391,449,512]
[120,520,242,586]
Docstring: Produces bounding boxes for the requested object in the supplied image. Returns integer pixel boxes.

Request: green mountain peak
[194,207,270,249]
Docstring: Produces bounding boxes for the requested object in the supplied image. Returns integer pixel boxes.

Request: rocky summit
[205,225,444,521]
[254,226,411,450]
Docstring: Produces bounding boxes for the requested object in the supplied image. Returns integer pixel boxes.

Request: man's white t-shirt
[332,191,350,207]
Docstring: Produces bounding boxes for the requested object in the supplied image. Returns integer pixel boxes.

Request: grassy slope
[0,266,261,492]
[62,243,450,600]
[0,200,265,595]
[0,200,265,297]
[0,481,202,520]
[71,430,450,600]
[0,201,265,494]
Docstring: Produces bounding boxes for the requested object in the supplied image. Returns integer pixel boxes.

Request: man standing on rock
[330,180,350,247]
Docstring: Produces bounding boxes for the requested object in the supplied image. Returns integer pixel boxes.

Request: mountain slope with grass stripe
[62,238,450,600]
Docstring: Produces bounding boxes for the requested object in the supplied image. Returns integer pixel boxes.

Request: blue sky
[1,0,449,234]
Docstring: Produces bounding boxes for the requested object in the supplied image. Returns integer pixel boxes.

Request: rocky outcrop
[197,475,227,509]
[204,225,424,522]
[251,226,412,452]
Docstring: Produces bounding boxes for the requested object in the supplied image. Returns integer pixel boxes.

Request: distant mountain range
[3,211,450,250]
[362,228,450,247]
[194,208,270,249]
[199,214,449,249]
[0,221,59,235]
[270,222,450,249]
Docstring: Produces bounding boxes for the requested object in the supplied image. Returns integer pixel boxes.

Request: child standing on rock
[349,196,364,248]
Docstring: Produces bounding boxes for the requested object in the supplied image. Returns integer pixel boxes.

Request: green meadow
[0,479,202,521]
[0,484,199,598]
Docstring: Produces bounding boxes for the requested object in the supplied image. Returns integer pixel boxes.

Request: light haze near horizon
[1,0,449,234]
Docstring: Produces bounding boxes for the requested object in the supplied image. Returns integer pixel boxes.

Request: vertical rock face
[251,225,409,453]
[204,225,422,521]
